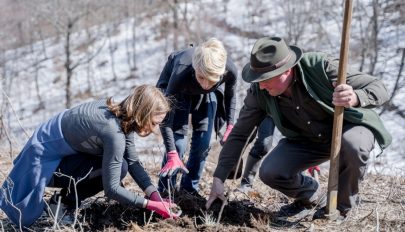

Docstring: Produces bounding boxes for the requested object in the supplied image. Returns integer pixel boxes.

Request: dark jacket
[213,52,391,181]
[254,52,392,148]
[156,48,238,152]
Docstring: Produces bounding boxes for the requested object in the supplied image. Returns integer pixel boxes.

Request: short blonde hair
[192,38,227,83]
[107,85,170,135]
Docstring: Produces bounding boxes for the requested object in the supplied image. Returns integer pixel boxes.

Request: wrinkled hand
[220,124,234,145]
[159,150,189,177]
[332,83,359,108]
[205,177,226,210]
[145,200,180,219]
[149,191,171,203]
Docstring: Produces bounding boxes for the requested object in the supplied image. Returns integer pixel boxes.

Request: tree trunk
[380,48,405,115]
[172,0,179,50]
[369,0,379,75]
[107,26,118,82]
[65,21,73,109]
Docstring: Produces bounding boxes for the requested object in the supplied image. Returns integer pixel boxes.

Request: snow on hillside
[1,0,404,176]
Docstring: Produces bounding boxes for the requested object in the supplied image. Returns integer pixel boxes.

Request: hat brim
[242,45,303,83]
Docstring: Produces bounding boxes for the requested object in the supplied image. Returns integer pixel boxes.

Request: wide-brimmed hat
[242,37,303,83]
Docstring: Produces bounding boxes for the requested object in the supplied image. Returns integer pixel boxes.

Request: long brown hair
[107,85,170,135]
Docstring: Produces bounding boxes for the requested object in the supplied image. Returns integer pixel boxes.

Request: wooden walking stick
[326,0,353,220]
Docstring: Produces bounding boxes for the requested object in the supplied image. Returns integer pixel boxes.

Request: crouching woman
[0,85,178,228]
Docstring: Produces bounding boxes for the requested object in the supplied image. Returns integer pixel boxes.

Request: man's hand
[332,83,359,108]
[159,150,189,177]
[205,177,226,209]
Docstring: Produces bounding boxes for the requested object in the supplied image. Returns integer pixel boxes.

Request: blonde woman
[0,85,177,227]
[156,38,238,194]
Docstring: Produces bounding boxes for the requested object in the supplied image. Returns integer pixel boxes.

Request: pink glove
[221,124,234,145]
[149,191,171,203]
[159,150,189,177]
[146,200,179,219]
[308,166,321,176]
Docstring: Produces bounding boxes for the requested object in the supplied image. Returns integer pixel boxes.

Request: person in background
[0,85,178,228]
[206,37,391,219]
[156,38,238,195]
[238,116,275,190]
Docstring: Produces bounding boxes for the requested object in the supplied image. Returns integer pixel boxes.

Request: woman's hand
[159,150,189,177]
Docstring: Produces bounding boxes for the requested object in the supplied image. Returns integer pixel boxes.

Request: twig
[167,179,173,219]
[147,211,154,225]
[52,195,62,230]
[54,167,93,230]
[216,193,227,224]
[102,204,112,215]
[0,116,14,159]
[376,203,380,232]
[1,180,23,231]
[291,193,327,228]
[385,175,397,201]
[43,199,61,230]
[0,219,4,232]
[360,209,374,222]
[217,126,257,224]
[0,87,29,139]
[232,126,258,181]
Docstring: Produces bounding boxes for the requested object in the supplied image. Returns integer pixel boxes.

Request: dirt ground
[0,144,404,232]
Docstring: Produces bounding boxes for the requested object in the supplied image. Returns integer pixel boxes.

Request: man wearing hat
[205,37,391,218]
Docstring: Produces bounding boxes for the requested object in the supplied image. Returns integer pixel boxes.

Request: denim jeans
[249,116,275,159]
[159,92,217,193]
[240,116,275,186]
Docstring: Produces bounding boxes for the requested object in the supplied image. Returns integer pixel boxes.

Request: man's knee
[259,164,289,188]
[341,126,374,166]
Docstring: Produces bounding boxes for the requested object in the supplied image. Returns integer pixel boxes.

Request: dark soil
[0,150,404,231]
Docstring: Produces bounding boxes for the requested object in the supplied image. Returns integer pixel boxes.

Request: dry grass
[0,145,404,231]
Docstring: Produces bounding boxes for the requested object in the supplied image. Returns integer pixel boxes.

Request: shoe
[47,192,76,225]
[278,194,326,219]
[237,179,253,193]
[313,207,347,222]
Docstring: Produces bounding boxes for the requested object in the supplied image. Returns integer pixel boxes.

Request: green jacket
[253,52,392,149]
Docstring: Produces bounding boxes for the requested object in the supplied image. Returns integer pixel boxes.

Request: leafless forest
[0,0,404,231]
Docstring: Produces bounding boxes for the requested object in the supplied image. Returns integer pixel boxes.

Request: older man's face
[258,68,293,96]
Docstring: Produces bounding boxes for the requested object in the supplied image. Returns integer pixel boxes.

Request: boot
[239,155,261,190]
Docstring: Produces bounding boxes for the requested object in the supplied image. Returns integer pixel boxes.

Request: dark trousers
[259,124,374,213]
[48,154,128,207]
[249,116,275,159]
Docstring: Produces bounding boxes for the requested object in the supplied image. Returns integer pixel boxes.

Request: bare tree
[106,24,119,82]
[380,48,405,116]
[369,0,380,75]
[22,0,108,108]
[169,0,180,50]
